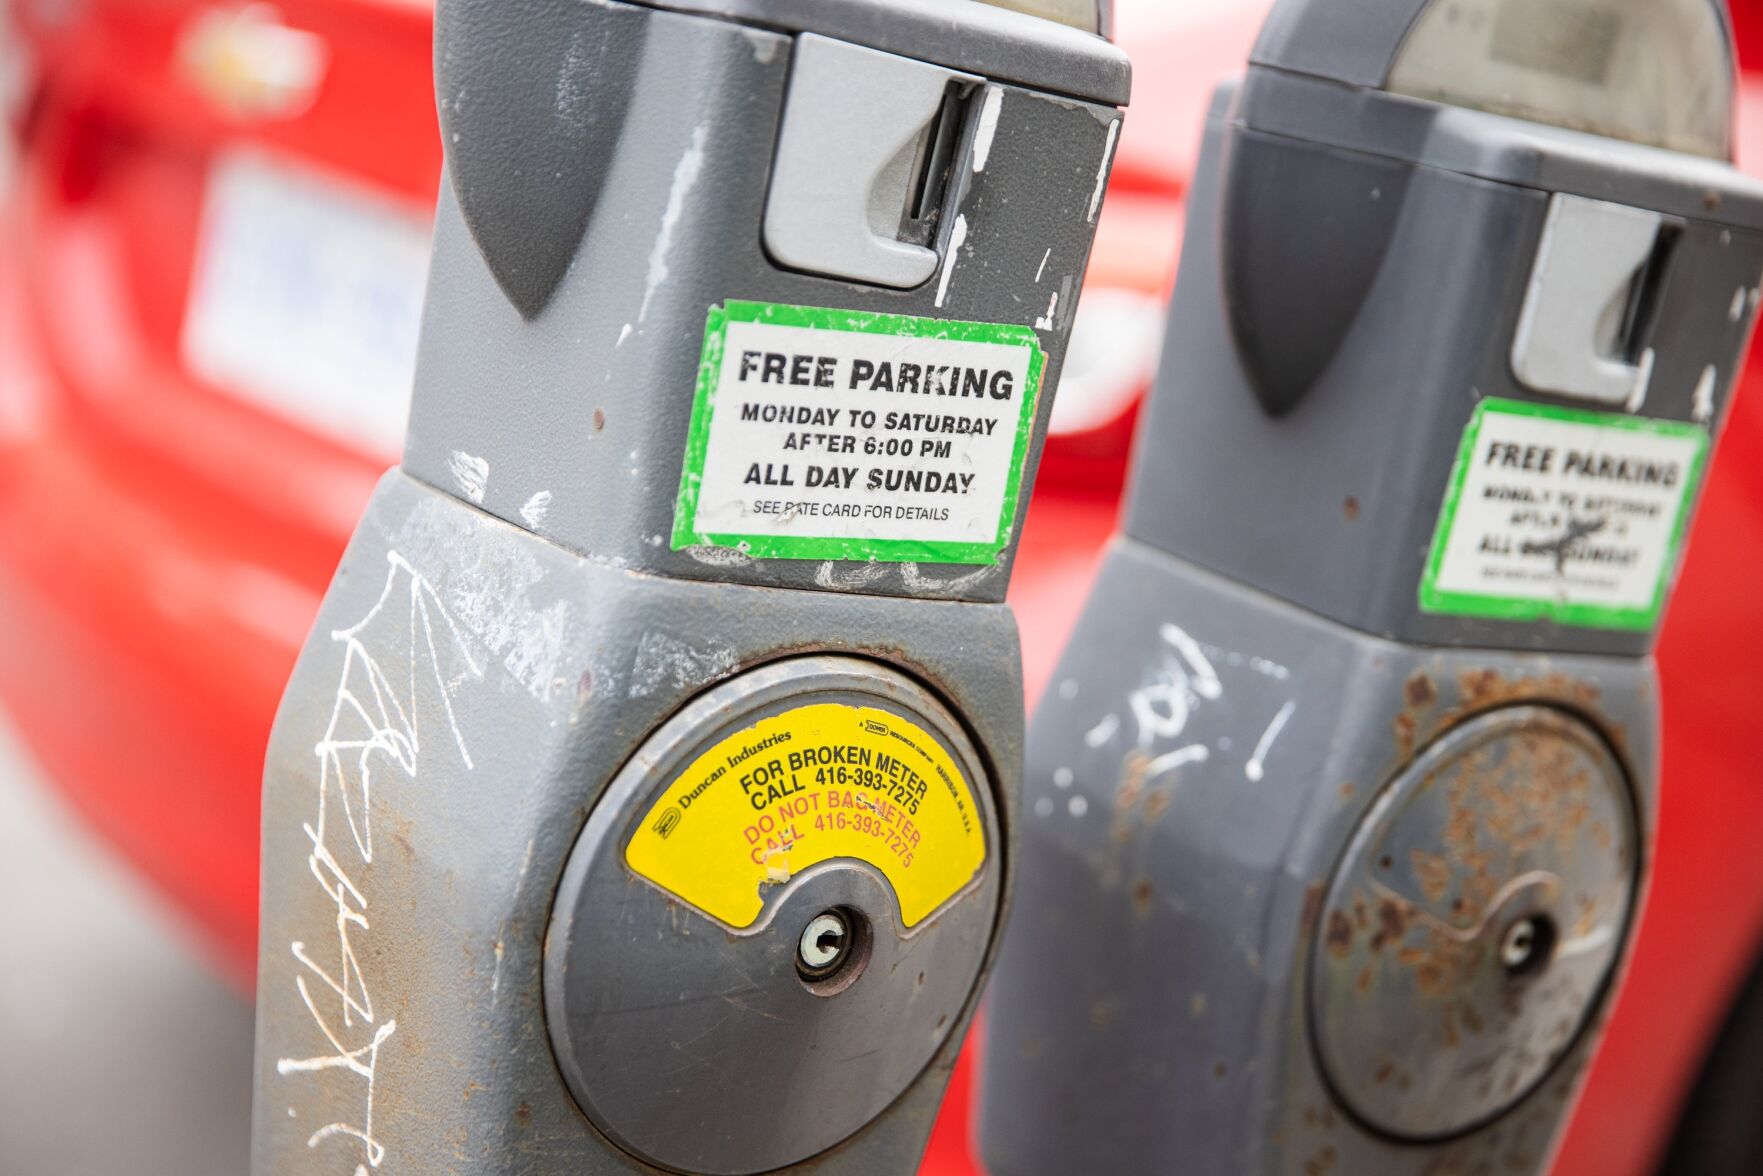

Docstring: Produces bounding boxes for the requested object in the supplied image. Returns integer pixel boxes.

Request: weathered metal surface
[547,658,1001,1174]
[979,539,1658,1176]
[1311,705,1637,1140]
[252,472,1024,1174]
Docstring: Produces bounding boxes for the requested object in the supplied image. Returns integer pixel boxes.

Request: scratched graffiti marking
[275,551,482,1172]
[1072,623,1296,792]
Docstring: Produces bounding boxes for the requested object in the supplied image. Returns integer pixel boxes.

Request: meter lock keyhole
[1499,913,1559,979]
[797,907,873,995]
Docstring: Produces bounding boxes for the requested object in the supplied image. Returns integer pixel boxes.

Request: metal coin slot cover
[1308,705,1637,1141]
[764,35,979,289]
[1511,194,1675,408]
[544,656,1002,1176]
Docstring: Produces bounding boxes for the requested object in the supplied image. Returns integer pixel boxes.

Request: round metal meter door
[545,656,1001,1175]
[1308,706,1637,1140]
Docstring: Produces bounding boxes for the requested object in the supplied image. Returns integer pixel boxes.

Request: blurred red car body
[2,2,1762,1172]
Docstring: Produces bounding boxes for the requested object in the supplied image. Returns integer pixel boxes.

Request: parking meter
[248,1,1125,1173]
[981,1,1761,1173]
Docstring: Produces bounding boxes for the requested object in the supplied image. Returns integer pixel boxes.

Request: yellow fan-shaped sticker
[624,703,987,929]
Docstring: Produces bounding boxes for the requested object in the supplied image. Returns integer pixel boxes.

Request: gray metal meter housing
[249,1,1126,1173]
[981,0,1759,1174]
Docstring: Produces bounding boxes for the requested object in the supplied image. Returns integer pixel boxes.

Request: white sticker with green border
[672,301,1045,564]
[1421,398,1709,631]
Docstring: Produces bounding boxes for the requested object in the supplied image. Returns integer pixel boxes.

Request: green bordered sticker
[1420,398,1710,631]
[671,301,1046,564]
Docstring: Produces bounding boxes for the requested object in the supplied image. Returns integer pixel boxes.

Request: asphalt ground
[0,716,254,1175]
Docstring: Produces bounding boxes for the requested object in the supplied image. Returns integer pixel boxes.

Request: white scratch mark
[935,214,969,309]
[629,631,737,700]
[616,323,633,348]
[1248,656,1290,681]
[1084,713,1119,748]
[1245,701,1296,783]
[900,560,994,596]
[1160,624,1222,699]
[971,86,1004,173]
[447,451,489,504]
[682,545,755,568]
[1035,292,1059,331]
[1731,286,1748,323]
[640,125,708,323]
[1036,248,1051,283]
[1692,364,1718,424]
[1088,119,1121,223]
[1146,743,1209,779]
[490,839,536,1010]
[280,552,482,1173]
[815,560,888,591]
[1625,347,1655,414]
[519,491,553,529]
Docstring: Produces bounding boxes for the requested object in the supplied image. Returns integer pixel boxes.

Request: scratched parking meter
[981,1,1761,1173]
[249,1,1124,1173]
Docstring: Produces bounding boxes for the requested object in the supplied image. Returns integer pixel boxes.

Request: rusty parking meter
[981,1,1761,1173]
[248,1,1126,1172]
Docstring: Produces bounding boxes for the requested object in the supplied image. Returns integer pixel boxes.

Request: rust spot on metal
[1090,1000,1117,1029]
[1142,787,1171,824]
[515,1101,533,1126]
[1337,781,1356,806]
[1131,878,1154,916]
[1393,711,1418,759]
[1343,496,1360,521]
[1325,911,1354,958]
[1303,1144,1338,1174]
[1301,882,1325,936]
[592,408,606,432]
[1456,666,1601,712]
[1212,1061,1228,1080]
[1373,1059,1394,1085]
[1404,672,1437,709]
[1410,850,1451,904]
[1370,898,1409,954]
[1111,751,1150,843]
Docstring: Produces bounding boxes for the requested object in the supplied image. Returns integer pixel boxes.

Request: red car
[3,1,1763,1171]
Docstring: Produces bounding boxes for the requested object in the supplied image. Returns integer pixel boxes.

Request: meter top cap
[1239,0,1763,227]
[625,0,1127,104]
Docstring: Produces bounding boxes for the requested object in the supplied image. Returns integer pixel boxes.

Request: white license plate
[182,150,432,459]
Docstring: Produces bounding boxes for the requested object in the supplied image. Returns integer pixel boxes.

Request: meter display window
[1388,0,1732,158]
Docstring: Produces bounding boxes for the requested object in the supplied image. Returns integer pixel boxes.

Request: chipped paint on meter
[1308,706,1637,1141]
[544,656,1002,1176]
